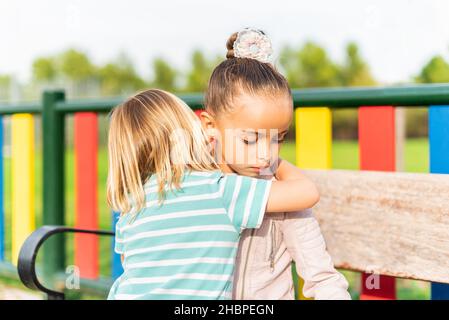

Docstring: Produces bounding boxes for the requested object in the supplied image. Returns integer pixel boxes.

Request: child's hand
[274,157,308,181]
[266,158,320,213]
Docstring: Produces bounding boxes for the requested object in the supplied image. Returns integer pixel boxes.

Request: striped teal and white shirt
[107,169,272,300]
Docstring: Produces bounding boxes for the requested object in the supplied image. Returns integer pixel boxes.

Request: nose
[257,141,272,167]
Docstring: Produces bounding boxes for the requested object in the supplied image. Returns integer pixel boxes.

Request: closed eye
[272,136,286,143]
[242,139,257,145]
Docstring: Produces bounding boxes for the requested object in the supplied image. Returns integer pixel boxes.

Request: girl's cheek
[221,139,249,165]
[222,138,237,163]
[240,142,259,165]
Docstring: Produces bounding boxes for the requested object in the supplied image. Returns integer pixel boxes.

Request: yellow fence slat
[11,114,34,264]
[294,107,332,299]
[295,107,332,169]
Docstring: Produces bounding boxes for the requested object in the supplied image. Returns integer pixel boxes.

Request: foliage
[4,41,448,137]
[184,50,220,92]
[32,57,57,82]
[59,49,95,81]
[416,55,449,84]
[98,53,146,96]
[280,42,341,88]
[150,58,178,92]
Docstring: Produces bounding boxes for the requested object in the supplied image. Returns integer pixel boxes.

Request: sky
[2,0,449,84]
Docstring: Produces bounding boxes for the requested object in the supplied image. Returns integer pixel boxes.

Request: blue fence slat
[112,211,123,279]
[429,106,449,300]
[0,116,3,261]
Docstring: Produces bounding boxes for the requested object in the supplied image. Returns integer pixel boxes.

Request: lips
[250,166,270,172]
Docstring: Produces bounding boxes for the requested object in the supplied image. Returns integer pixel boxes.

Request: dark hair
[204,31,291,115]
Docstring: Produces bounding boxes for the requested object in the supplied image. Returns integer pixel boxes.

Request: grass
[1,138,431,299]
[279,137,429,172]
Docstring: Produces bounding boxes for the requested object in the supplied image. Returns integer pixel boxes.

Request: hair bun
[225,28,273,63]
[226,32,238,59]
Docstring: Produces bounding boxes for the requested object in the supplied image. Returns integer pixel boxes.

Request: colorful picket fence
[0,85,448,299]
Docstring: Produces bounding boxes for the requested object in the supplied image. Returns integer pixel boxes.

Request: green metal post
[42,91,66,286]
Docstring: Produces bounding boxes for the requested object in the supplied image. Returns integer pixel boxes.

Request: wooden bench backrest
[305,169,449,284]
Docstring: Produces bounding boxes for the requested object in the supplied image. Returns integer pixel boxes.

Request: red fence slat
[358,106,397,300]
[74,112,99,279]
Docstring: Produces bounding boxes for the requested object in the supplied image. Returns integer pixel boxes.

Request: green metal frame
[42,91,66,285]
[0,83,449,295]
[291,83,449,107]
[2,83,449,115]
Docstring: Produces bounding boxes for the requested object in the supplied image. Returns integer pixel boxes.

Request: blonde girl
[106,88,319,300]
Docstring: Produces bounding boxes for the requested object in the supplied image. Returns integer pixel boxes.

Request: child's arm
[266,158,320,213]
[282,209,351,299]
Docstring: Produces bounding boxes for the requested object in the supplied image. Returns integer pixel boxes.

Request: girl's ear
[199,111,218,146]
[198,111,216,130]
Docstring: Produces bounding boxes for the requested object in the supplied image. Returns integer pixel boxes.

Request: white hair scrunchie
[233,28,273,63]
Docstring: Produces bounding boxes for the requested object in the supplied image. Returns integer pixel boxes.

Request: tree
[416,55,449,83]
[0,74,11,101]
[340,42,376,86]
[280,42,341,88]
[32,57,57,82]
[150,58,178,91]
[98,53,146,96]
[59,49,95,81]
[185,50,220,92]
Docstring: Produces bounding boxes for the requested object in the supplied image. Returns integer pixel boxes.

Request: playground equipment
[0,84,448,299]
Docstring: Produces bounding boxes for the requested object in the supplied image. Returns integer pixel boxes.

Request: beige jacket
[232,209,351,300]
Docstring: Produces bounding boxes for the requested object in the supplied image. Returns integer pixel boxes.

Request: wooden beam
[304,169,449,285]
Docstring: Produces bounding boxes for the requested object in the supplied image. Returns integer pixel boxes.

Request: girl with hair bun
[200,28,351,300]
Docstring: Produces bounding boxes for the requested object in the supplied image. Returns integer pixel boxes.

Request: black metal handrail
[17,225,114,300]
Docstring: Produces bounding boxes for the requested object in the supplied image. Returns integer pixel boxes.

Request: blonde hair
[107,88,219,214]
